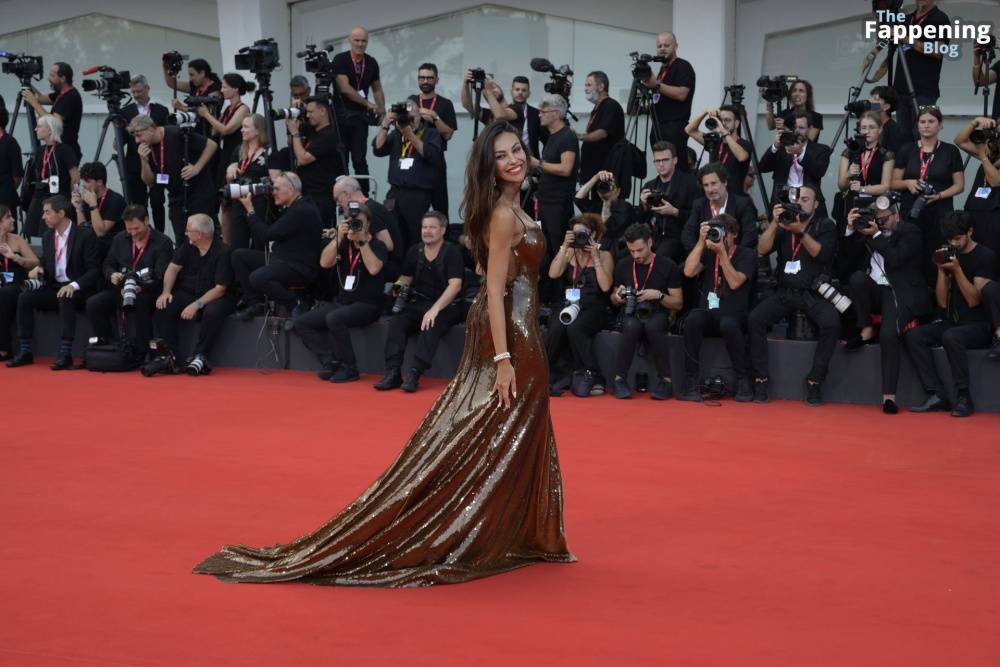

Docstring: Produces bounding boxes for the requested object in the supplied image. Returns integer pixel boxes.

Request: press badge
[1,272,14,285]
[344,275,357,291]
[975,187,992,199]
[156,173,170,185]
[48,175,59,194]
[358,90,366,99]
[565,288,581,303]
[876,274,889,286]
[652,93,661,104]
[707,292,720,310]
[784,260,801,274]
[399,157,414,170]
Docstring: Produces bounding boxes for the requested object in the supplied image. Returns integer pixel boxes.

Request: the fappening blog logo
[865,10,995,60]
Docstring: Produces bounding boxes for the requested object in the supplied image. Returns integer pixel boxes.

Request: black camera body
[969,123,1000,145]
[184,95,223,108]
[618,286,638,317]
[852,193,878,230]
[0,52,43,84]
[646,190,666,208]
[572,230,592,249]
[932,244,959,266]
[162,51,188,77]
[391,283,412,314]
[778,130,799,148]
[235,38,280,74]
[469,68,487,84]
[908,180,937,220]
[296,44,338,103]
[845,132,868,154]
[845,100,881,117]
[706,219,726,244]
[777,186,804,223]
[346,201,364,232]
[82,68,131,101]
[390,101,412,126]
[756,75,798,104]
[530,58,573,99]
[629,52,668,82]
[595,176,617,195]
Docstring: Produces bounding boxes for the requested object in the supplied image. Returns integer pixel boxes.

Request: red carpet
[3,363,999,665]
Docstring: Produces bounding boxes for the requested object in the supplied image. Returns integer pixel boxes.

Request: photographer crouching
[680,214,757,402]
[843,195,930,414]
[374,212,463,392]
[86,205,173,352]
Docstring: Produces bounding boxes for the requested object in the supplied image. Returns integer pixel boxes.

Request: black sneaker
[400,368,421,393]
[612,376,632,400]
[6,351,34,367]
[735,376,753,403]
[331,365,360,383]
[882,398,899,415]
[317,361,339,381]
[50,355,75,371]
[951,393,974,418]
[374,367,402,390]
[678,377,702,402]
[590,374,606,396]
[650,377,673,401]
[988,337,1000,361]
[911,394,950,413]
[805,381,823,407]
[752,378,769,404]
[571,371,595,398]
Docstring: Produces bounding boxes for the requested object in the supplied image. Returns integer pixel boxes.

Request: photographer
[267,76,313,174]
[294,205,388,384]
[163,58,222,136]
[129,115,219,242]
[86,205,173,351]
[333,26,385,195]
[545,213,615,397]
[120,75,169,232]
[372,100,445,251]
[905,212,996,417]
[510,76,544,158]
[890,106,964,276]
[836,111,895,206]
[886,1,950,140]
[333,176,402,278]
[225,114,270,251]
[869,86,907,154]
[199,73,251,209]
[23,116,78,239]
[972,36,1000,118]
[408,63,458,217]
[232,172,323,319]
[764,79,822,142]
[72,161,128,257]
[956,117,1000,256]
[152,214,236,375]
[575,170,637,249]
[759,111,831,210]
[640,32,696,172]
[685,106,752,194]
[748,184,838,406]
[609,222,683,400]
[20,62,83,159]
[680,214,757,402]
[577,71,625,186]
[374,211,463,393]
[682,162,758,254]
[843,197,930,415]
[0,205,40,360]
[460,70,517,124]
[289,97,344,226]
[7,196,100,370]
[0,97,25,219]
[637,141,700,262]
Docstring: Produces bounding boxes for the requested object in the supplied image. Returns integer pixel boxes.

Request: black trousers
[537,198,576,303]
[615,309,671,378]
[153,289,236,356]
[0,284,21,351]
[126,172,167,233]
[294,300,381,368]
[86,288,157,350]
[905,319,991,395]
[748,289,840,383]
[849,272,906,394]
[24,194,46,239]
[653,120,690,171]
[431,160,449,218]
[984,281,1000,330]
[231,250,314,309]
[227,204,265,252]
[388,187,433,252]
[683,308,748,378]
[340,116,370,194]
[545,305,606,380]
[17,283,87,341]
[384,302,462,372]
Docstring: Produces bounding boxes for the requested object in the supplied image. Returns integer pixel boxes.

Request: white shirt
[54,225,73,285]
[788,143,807,187]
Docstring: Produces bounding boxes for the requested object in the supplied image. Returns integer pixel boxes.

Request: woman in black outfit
[225,113,271,251]
[202,74,252,244]
[955,117,1000,257]
[0,97,24,222]
[23,115,78,238]
[766,79,823,142]
[0,205,40,359]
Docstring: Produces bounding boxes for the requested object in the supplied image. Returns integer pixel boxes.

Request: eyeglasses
[653,157,673,164]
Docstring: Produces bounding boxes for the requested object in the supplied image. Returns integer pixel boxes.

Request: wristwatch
[195,299,205,310]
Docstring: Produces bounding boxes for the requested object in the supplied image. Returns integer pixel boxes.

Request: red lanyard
[239,148,262,175]
[401,128,422,158]
[910,10,931,27]
[657,58,676,84]
[2,255,8,272]
[717,142,729,164]
[52,87,72,107]
[346,244,362,275]
[95,189,108,213]
[632,254,656,291]
[352,56,366,88]
[790,233,803,260]
[418,95,438,111]
[918,143,937,181]
[713,246,737,291]
[55,231,68,264]
[221,102,243,124]
[859,148,877,182]
[40,145,56,179]
[150,139,166,173]
[195,82,211,97]
[587,98,604,132]
[131,239,148,270]
[571,252,591,285]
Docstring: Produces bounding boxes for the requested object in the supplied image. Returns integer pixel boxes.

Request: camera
[168,111,199,127]
[184,95,225,108]
[296,43,338,102]
[705,219,725,244]
[346,201,364,233]
[22,278,46,291]
[559,301,581,325]
[778,130,799,147]
[776,186,804,223]
[81,67,131,101]
[469,68,487,84]
[969,122,999,145]
[235,38,280,74]
[120,267,153,310]
[932,244,959,266]
[390,101,412,126]
[141,339,177,377]
[704,116,720,131]
[629,52,668,82]
[845,132,868,154]
[0,52,43,83]
[645,190,666,208]
[530,58,573,99]
[271,107,303,121]
[851,193,878,230]
[572,230,592,249]
[845,100,881,117]
[617,286,654,320]
[908,180,936,220]
[392,283,413,314]
[595,176,617,195]
[162,51,188,77]
[702,131,722,155]
[756,75,798,104]
[813,276,853,314]
[221,177,273,200]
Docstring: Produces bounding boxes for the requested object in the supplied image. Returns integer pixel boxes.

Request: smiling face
[240,116,258,143]
[493,131,527,189]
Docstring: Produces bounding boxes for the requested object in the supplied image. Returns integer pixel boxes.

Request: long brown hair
[238,113,270,161]
[460,121,526,269]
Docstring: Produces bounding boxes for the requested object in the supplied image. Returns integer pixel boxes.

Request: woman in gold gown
[193,122,574,586]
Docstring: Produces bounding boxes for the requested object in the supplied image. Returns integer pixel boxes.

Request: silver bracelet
[493,352,511,363]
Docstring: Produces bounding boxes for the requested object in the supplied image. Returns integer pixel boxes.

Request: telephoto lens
[559,302,580,325]
[185,354,211,376]
[22,278,46,291]
[271,107,303,120]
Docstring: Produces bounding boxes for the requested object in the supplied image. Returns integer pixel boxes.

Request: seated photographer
[681,163,758,254]
[905,212,996,417]
[748,185,838,406]
[869,86,907,155]
[637,141,699,262]
[575,170,637,249]
[843,196,930,415]
[232,172,323,320]
[0,205,40,361]
[759,111,831,212]
[289,97,344,227]
[8,196,100,370]
[372,100,445,251]
[374,211,463,393]
[545,213,614,397]
[333,176,402,278]
[332,26,385,196]
[294,205,388,384]
[955,117,1000,256]
[23,115,78,239]
[640,32,696,172]
[685,106,752,194]
[151,214,236,376]
[121,75,169,233]
[129,115,219,242]
[86,205,173,352]
[680,214,757,402]
[890,106,964,276]
[72,161,127,257]
[609,222,683,400]
[20,62,83,160]
[460,70,517,124]
[408,63,458,217]
[764,79,822,142]
[163,58,222,136]
[225,114,271,251]
[577,71,624,187]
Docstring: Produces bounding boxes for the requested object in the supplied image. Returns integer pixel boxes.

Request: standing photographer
[682,163,758,254]
[408,63,458,217]
[748,185,839,406]
[0,205,39,361]
[869,86,908,155]
[609,222,683,400]
[640,32,696,172]
[20,62,83,160]
[72,161,128,258]
[759,111,831,210]
[637,140,700,262]
[23,116,78,239]
[955,117,1000,256]
[764,79,822,142]
[460,70,517,125]
[577,71,624,186]
[121,75,169,232]
[290,97,344,226]
[333,26,385,195]
[163,58,222,136]
[510,76,544,158]
[372,100,445,251]
[199,73,251,242]
[685,106,752,194]
[225,114,271,251]
[887,0,950,140]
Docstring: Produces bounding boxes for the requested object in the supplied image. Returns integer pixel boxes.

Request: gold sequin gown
[193,220,574,586]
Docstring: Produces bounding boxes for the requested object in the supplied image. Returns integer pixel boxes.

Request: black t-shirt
[696,245,757,316]
[31,143,78,199]
[538,125,579,204]
[172,237,233,296]
[948,244,996,323]
[297,126,343,195]
[641,173,700,241]
[895,141,964,211]
[407,94,458,149]
[149,126,216,212]
[893,7,950,98]
[716,137,753,194]
[964,164,1000,212]
[841,145,893,187]
[400,242,463,305]
[51,87,83,156]
[612,253,682,298]
[333,52,380,116]
[335,238,388,306]
[579,97,625,182]
[83,189,128,250]
[363,199,404,262]
[216,102,246,178]
[560,251,609,308]
[652,57,696,123]
[0,132,24,210]
[773,217,837,290]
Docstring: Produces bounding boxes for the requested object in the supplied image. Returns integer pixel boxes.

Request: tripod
[829,39,890,151]
[470,80,485,141]
[727,87,771,209]
[249,70,278,157]
[623,77,661,206]
[92,95,134,203]
[7,79,41,155]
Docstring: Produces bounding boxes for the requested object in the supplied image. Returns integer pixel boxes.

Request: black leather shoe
[844,334,866,352]
[401,368,421,393]
[50,355,75,371]
[236,302,267,321]
[951,394,974,418]
[752,378,769,404]
[988,337,1000,361]
[374,367,402,390]
[882,398,899,415]
[317,361,339,381]
[331,365,360,383]
[571,371,595,398]
[735,376,753,403]
[911,394,950,413]
[6,351,34,367]
[612,376,632,400]
[651,378,673,400]
[805,381,823,407]
[678,377,702,402]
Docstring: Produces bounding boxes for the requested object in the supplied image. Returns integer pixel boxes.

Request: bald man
[333,26,385,195]
[640,32,696,171]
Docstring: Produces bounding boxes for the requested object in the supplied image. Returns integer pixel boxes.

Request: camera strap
[40,145,56,179]
[131,240,148,270]
[571,251,592,286]
[150,140,166,174]
[632,254,656,291]
[352,55,366,90]
[713,246,737,292]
